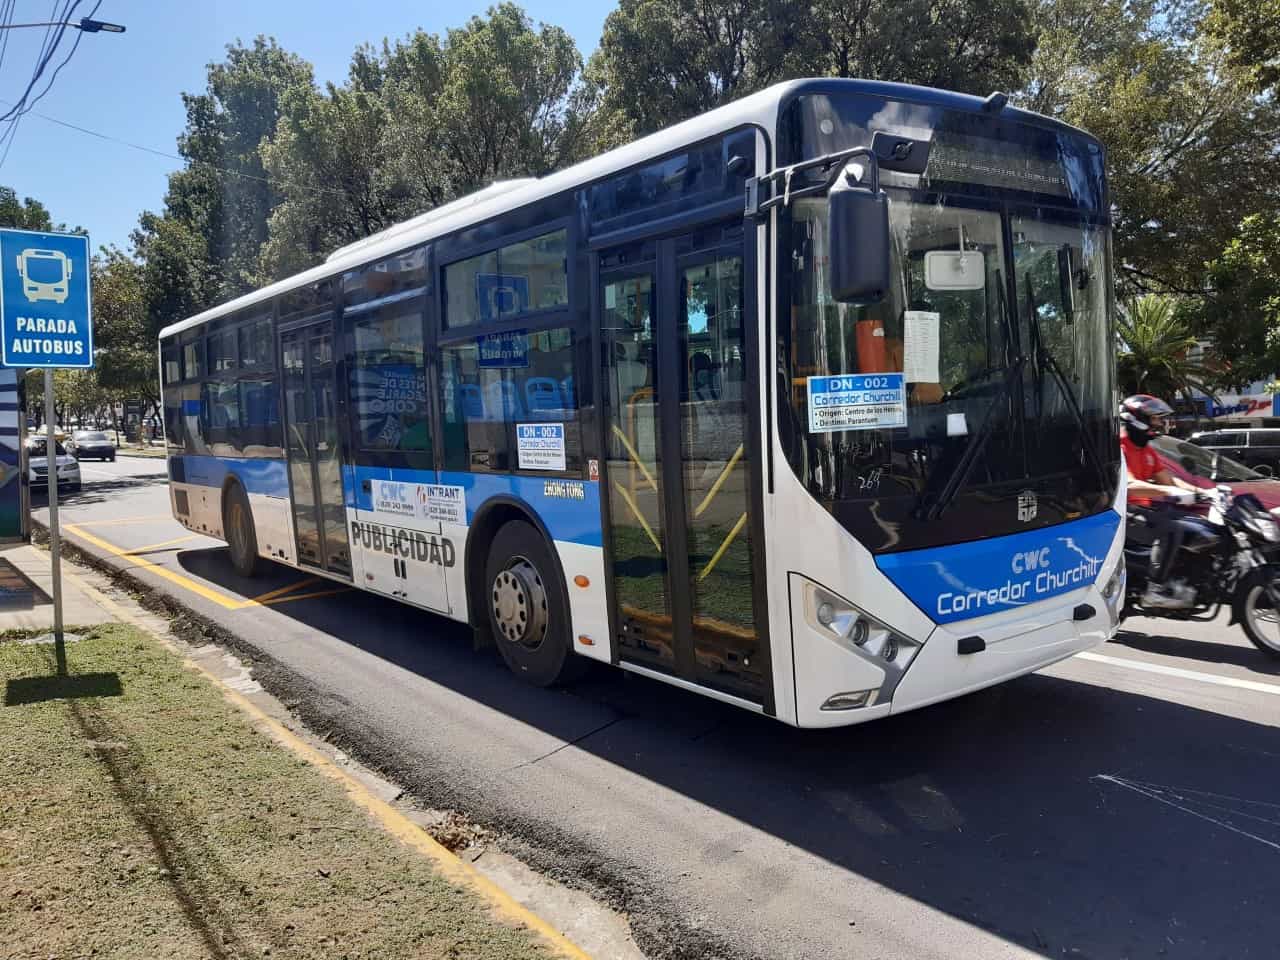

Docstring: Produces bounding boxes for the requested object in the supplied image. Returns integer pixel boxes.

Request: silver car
[27,437,81,492]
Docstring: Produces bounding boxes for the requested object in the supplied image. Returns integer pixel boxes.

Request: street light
[0,18,126,33]
[76,18,125,33]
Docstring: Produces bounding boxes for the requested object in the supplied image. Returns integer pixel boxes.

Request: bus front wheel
[223,484,263,578]
[484,520,585,687]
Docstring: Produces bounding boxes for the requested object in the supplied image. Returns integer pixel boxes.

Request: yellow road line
[259,586,351,607]
[62,566,592,960]
[72,515,167,527]
[125,534,200,556]
[64,522,249,610]
[64,524,354,613]
[249,576,321,604]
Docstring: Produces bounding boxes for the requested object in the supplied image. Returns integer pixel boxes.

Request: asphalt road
[33,456,1280,960]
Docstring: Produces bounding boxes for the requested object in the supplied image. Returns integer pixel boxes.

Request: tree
[1192,213,1280,387]
[587,0,1035,137]
[1205,0,1280,93]
[261,5,593,277]
[1019,0,1280,299]
[0,186,56,231]
[93,248,160,421]
[1116,295,1213,400]
[133,36,315,320]
[806,0,1034,95]
[587,0,805,138]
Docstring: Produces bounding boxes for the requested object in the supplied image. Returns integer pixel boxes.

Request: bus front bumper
[788,559,1123,728]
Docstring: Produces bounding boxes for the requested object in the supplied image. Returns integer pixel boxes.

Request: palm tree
[1116,295,1215,402]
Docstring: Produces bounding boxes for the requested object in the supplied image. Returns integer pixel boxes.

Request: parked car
[67,429,116,461]
[1188,428,1280,474]
[25,437,81,492]
[1150,434,1280,513]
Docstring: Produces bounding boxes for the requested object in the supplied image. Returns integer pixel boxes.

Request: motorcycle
[1123,486,1280,657]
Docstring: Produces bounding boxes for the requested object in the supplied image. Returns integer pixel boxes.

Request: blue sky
[0,1,610,253]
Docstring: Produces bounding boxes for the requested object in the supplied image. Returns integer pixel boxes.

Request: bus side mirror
[827,168,890,303]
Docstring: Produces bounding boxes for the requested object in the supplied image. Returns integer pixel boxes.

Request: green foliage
[92,248,159,406]
[1021,0,1280,301]
[1116,295,1213,400]
[0,186,57,231]
[1205,0,1280,92]
[1194,213,1280,387]
[588,0,1035,137]
[133,36,314,315]
[260,4,593,278]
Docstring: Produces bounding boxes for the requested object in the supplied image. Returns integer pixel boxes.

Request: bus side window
[440,326,581,474]
[161,337,183,451]
[343,245,432,466]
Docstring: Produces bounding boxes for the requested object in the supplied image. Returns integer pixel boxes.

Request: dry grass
[0,624,551,960]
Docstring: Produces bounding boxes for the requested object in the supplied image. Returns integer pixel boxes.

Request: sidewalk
[0,542,592,960]
[0,542,106,631]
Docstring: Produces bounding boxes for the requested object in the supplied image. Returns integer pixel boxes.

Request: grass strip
[0,624,552,960]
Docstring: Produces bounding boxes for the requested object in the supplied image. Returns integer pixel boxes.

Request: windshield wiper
[1023,271,1113,495]
[919,353,1029,521]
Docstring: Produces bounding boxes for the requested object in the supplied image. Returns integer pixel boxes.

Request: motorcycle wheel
[1235,566,1280,658]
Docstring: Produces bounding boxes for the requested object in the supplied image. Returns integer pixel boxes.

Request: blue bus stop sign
[0,228,92,368]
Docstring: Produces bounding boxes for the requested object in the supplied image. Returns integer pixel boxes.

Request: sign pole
[45,369,64,667]
[0,227,92,671]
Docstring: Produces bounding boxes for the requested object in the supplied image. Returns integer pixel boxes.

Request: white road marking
[1094,774,1280,852]
[1076,651,1280,697]
[79,466,121,479]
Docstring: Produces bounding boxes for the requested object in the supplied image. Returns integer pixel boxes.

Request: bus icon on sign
[15,247,72,304]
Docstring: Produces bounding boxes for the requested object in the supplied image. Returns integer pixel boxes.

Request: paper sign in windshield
[517,423,566,470]
[807,374,907,433]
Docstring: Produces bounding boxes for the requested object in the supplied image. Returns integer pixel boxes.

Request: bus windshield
[779,95,1118,553]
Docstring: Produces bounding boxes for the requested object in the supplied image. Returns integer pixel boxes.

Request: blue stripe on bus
[168,454,602,547]
[170,454,289,498]
[347,464,603,547]
[875,510,1121,624]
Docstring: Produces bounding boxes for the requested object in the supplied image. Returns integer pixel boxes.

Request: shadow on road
[1113,627,1280,676]
[33,471,170,509]
[167,545,1280,960]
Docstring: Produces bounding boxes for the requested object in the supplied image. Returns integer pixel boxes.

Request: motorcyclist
[1120,394,1203,608]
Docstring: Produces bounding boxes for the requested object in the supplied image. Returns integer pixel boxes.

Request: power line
[24,1,101,118]
[0,1,63,166]
[0,0,20,76]
[0,0,81,123]
[1,101,349,199]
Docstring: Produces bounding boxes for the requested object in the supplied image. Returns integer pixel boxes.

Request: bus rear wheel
[224,484,263,578]
[484,520,584,687]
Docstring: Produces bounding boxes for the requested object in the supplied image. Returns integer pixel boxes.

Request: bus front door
[281,325,352,579]
[599,225,768,706]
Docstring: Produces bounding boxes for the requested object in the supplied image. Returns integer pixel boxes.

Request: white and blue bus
[159,78,1125,727]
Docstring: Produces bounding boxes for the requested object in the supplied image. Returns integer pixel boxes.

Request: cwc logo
[1011,547,1051,574]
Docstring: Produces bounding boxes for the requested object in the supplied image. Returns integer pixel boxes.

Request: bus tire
[484,520,585,687]
[223,483,264,578]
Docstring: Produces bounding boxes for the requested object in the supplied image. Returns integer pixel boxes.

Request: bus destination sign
[806,373,906,433]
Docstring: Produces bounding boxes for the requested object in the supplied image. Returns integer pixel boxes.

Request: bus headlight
[804,583,921,706]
